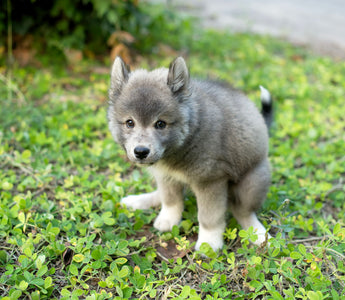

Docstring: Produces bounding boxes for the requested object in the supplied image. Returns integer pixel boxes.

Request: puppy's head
[107,57,191,164]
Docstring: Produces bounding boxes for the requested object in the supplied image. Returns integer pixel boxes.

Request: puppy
[107,57,272,251]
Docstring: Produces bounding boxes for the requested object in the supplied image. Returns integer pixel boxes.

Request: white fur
[195,224,224,251]
[111,57,125,83]
[236,212,270,245]
[151,163,188,184]
[121,191,160,210]
[259,85,271,105]
[153,203,183,232]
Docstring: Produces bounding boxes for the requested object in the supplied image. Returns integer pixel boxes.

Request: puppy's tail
[259,85,273,129]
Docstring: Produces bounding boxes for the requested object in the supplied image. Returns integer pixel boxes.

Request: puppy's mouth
[136,160,155,166]
[128,154,159,165]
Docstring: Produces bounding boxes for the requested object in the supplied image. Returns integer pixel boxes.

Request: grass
[1,30,345,299]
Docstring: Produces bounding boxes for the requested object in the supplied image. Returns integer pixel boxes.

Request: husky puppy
[108,57,273,251]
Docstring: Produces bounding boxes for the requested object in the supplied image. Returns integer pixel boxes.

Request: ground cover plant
[0,0,194,55]
[1,30,345,299]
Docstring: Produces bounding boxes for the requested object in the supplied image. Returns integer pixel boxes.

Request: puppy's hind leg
[192,180,228,252]
[230,158,271,245]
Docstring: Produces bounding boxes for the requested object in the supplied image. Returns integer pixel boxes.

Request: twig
[156,250,170,263]
[322,247,345,260]
[172,269,188,286]
[303,245,345,260]
[291,236,345,259]
[290,236,325,244]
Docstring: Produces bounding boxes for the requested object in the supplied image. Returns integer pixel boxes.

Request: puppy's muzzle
[134,146,150,160]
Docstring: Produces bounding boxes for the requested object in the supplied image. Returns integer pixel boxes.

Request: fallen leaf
[156,236,196,261]
[107,31,135,47]
[110,43,132,64]
[62,247,74,266]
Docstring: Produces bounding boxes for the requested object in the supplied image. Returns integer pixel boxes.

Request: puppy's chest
[150,162,190,184]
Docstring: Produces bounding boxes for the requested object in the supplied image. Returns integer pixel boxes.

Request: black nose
[134,146,150,160]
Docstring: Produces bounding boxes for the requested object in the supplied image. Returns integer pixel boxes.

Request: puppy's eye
[155,120,166,130]
[125,119,135,128]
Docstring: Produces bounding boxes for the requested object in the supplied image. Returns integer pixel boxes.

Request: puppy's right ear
[109,57,130,97]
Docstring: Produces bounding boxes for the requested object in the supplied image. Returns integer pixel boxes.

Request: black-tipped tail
[259,86,273,129]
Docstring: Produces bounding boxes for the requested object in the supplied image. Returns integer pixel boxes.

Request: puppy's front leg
[192,181,228,252]
[153,178,184,232]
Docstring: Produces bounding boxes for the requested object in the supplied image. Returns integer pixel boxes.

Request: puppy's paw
[121,195,145,210]
[236,212,271,246]
[195,225,224,252]
[121,192,160,210]
[252,230,272,246]
[154,205,182,232]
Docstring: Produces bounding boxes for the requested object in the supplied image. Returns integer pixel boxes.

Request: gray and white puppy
[108,57,272,251]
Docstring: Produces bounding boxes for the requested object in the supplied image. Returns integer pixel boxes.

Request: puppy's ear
[109,56,130,97]
[167,57,189,94]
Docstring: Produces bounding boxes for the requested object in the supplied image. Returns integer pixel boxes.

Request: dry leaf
[62,247,74,266]
[156,235,196,261]
[107,31,135,47]
[110,44,132,64]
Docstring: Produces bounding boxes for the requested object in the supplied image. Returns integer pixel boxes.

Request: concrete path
[167,0,345,59]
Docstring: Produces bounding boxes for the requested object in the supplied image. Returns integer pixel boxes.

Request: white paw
[153,205,182,232]
[252,230,271,246]
[121,192,160,210]
[195,225,224,252]
[236,212,270,246]
[121,195,147,210]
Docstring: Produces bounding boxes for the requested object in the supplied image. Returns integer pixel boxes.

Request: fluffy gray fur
[107,57,272,252]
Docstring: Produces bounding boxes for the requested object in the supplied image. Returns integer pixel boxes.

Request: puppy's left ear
[167,57,190,94]
[109,56,130,97]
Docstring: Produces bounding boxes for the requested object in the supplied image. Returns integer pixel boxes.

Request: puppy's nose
[134,146,150,159]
